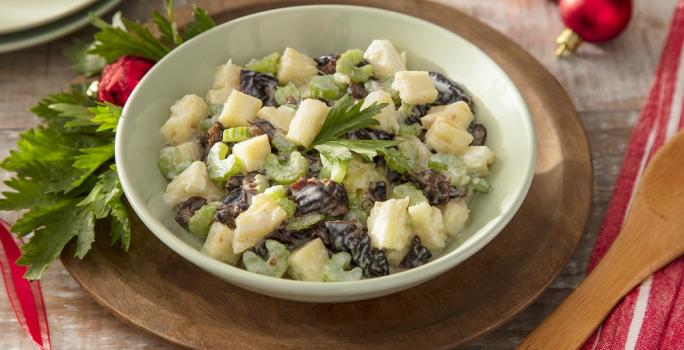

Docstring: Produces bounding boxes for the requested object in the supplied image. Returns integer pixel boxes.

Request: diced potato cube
[391,71,438,105]
[277,48,318,86]
[425,117,473,155]
[287,238,329,281]
[408,202,447,252]
[218,90,263,127]
[232,134,271,172]
[232,193,288,253]
[256,105,296,132]
[367,198,412,251]
[160,94,209,144]
[201,222,240,265]
[363,40,407,79]
[362,90,399,133]
[462,145,496,176]
[206,86,231,106]
[286,99,330,147]
[164,161,223,206]
[421,101,474,130]
[205,60,242,104]
[442,200,470,237]
[212,59,242,89]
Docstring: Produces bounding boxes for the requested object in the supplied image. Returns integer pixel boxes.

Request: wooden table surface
[0,0,677,348]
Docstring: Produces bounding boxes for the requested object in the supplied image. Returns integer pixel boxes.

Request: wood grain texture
[67,0,591,348]
[0,0,675,349]
[520,131,684,350]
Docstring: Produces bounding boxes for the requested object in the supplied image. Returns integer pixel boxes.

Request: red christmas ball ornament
[556,0,633,56]
[98,55,155,106]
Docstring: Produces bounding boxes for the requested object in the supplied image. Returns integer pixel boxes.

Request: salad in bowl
[157,39,495,282]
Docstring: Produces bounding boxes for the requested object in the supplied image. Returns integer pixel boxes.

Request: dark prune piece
[199,122,223,156]
[347,82,367,99]
[449,187,466,199]
[347,128,394,140]
[290,177,349,216]
[175,197,207,226]
[408,104,430,124]
[324,220,389,277]
[368,181,387,202]
[408,169,453,205]
[304,152,322,177]
[225,175,244,192]
[248,118,278,138]
[253,224,328,255]
[324,220,365,252]
[250,244,269,260]
[240,70,278,106]
[429,72,472,107]
[400,236,432,269]
[468,123,487,146]
[314,53,339,74]
[387,170,406,184]
[347,234,389,277]
[216,189,251,228]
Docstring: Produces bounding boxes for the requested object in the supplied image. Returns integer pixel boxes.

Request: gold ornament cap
[556,28,583,57]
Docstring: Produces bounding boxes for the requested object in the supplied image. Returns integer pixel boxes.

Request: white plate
[0,0,121,54]
[0,0,97,35]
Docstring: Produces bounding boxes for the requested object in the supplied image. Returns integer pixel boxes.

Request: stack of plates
[0,0,121,54]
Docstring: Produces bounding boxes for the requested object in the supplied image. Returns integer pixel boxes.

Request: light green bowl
[115,5,536,302]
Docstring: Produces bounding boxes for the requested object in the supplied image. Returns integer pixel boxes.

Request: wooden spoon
[518,130,684,350]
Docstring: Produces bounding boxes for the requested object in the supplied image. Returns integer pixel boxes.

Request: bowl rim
[115,4,537,298]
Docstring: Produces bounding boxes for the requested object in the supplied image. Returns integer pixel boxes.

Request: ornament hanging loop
[556,28,583,56]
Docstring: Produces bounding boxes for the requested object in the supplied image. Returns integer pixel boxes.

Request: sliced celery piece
[392,183,428,206]
[222,127,251,143]
[264,184,287,199]
[286,213,325,231]
[187,202,220,240]
[469,177,491,193]
[206,142,242,185]
[242,240,290,278]
[276,197,297,219]
[271,133,297,153]
[310,75,345,100]
[265,151,308,185]
[274,82,300,105]
[336,49,373,83]
[253,174,270,193]
[324,252,363,282]
[398,123,422,137]
[245,52,280,75]
[344,194,369,223]
[428,153,470,188]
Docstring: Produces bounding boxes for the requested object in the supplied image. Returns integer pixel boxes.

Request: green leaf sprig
[0,1,216,279]
[310,95,412,174]
[88,0,216,63]
[310,94,388,146]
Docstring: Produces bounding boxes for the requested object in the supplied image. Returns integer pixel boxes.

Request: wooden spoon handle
[518,204,684,350]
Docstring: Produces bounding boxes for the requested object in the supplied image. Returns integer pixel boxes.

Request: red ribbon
[0,220,51,350]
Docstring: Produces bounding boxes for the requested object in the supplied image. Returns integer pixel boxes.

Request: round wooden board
[61,0,592,348]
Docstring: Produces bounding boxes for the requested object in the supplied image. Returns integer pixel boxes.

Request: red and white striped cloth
[582,2,684,349]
